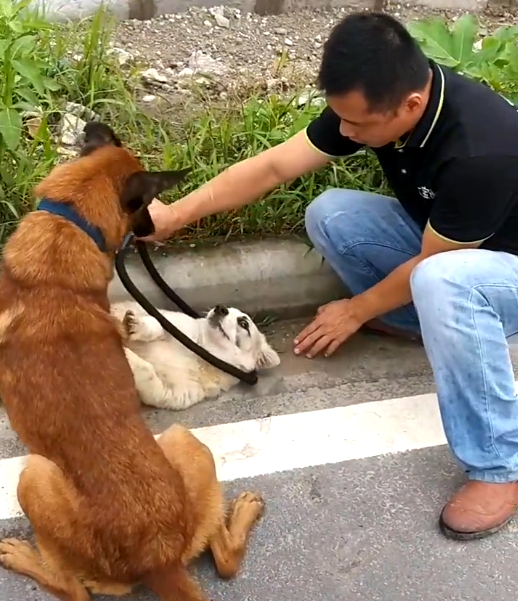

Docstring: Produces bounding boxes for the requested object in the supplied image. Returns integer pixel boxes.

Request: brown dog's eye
[237,317,249,331]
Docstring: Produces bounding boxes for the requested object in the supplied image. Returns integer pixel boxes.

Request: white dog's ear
[256,334,281,370]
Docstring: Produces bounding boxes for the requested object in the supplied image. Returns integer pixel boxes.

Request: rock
[26,116,42,138]
[142,94,157,102]
[274,27,287,35]
[56,146,79,158]
[297,89,325,107]
[141,67,168,84]
[178,67,194,77]
[60,113,87,146]
[64,102,97,122]
[214,13,230,28]
[187,50,228,76]
[107,47,133,66]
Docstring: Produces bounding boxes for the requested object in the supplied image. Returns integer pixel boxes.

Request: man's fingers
[294,317,321,347]
[324,336,345,358]
[294,326,325,356]
[305,335,333,359]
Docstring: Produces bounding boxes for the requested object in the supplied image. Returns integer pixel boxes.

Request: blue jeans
[305,188,518,483]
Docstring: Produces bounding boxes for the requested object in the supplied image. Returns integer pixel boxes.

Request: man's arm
[145,106,363,240]
[168,129,332,230]
[350,157,515,322]
[351,227,483,322]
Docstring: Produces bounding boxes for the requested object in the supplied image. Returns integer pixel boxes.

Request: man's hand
[138,198,179,242]
[293,299,365,358]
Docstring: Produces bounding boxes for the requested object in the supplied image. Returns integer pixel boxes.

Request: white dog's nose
[214,305,229,316]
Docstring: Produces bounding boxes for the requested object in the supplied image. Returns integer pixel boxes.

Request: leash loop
[115,234,258,386]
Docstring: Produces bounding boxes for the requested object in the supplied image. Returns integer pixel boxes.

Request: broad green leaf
[12,100,38,112]
[42,77,60,92]
[451,14,478,66]
[8,19,24,33]
[9,33,37,58]
[0,166,15,188]
[0,0,13,19]
[15,87,40,108]
[491,24,518,43]
[11,58,46,96]
[407,18,458,67]
[0,107,22,151]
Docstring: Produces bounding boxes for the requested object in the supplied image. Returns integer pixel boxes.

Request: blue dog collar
[37,198,107,253]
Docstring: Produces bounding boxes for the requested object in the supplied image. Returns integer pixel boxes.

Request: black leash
[114,234,258,386]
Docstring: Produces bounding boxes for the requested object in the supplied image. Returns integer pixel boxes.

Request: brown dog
[0,122,264,601]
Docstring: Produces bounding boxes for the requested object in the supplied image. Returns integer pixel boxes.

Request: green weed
[0,8,516,246]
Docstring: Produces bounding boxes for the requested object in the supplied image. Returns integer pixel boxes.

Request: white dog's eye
[237,316,250,331]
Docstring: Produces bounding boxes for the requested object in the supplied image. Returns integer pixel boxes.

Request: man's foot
[439,480,518,540]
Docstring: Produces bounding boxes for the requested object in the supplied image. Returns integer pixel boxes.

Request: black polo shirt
[305,59,518,255]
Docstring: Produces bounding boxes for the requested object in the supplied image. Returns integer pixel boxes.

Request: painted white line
[0,392,447,521]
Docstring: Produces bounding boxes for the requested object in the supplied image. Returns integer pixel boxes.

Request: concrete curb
[108,238,346,319]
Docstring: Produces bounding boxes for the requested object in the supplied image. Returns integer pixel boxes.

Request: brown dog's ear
[132,207,156,239]
[80,121,122,157]
[120,168,191,214]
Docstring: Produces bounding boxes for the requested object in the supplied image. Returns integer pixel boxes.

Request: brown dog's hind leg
[0,455,90,601]
[156,424,264,581]
[209,491,265,579]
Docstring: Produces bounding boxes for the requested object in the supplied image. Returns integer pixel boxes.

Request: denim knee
[304,188,343,248]
[410,250,483,325]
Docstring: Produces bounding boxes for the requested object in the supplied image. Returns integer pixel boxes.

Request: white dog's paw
[122,310,142,340]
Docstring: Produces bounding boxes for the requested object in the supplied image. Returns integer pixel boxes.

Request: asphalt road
[1,321,517,601]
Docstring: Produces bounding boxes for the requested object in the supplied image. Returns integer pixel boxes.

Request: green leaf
[11,58,46,96]
[451,14,478,66]
[0,108,22,151]
[42,77,60,92]
[12,100,38,112]
[407,17,458,67]
[9,33,37,58]
[15,87,40,108]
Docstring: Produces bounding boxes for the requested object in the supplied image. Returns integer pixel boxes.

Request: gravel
[113,2,518,103]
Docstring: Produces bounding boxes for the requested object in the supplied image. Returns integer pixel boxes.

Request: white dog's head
[202,305,280,374]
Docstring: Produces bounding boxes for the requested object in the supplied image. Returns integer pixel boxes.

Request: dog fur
[0,122,264,601]
[109,300,280,410]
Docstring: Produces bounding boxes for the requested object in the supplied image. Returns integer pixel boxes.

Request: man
[143,11,518,540]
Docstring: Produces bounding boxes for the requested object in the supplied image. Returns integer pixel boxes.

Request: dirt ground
[113,1,518,106]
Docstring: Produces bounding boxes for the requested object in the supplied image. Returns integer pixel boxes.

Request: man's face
[327,89,425,148]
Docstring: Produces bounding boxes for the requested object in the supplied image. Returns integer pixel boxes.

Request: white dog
[110,300,281,411]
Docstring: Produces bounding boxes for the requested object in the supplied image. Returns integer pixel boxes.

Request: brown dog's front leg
[210,491,265,580]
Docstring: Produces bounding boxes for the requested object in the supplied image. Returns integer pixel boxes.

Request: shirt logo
[417,186,436,200]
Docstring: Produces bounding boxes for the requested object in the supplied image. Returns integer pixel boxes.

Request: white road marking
[0,392,447,521]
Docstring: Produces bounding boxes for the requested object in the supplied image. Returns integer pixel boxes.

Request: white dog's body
[110,300,280,411]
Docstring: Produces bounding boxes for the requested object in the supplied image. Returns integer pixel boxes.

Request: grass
[0,1,390,246]
[1,6,517,246]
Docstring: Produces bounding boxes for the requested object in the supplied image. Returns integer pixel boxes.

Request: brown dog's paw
[0,538,40,571]
[232,491,265,522]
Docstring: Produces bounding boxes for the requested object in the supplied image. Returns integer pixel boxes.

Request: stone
[60,113,87,146]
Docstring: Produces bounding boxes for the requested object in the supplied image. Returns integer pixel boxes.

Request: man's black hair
[317,12,431,113]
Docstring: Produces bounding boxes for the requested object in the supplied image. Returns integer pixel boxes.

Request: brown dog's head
[78,121,190,240]
[33,121,189,250]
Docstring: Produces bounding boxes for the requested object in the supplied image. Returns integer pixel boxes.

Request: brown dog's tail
[143,564,207,601]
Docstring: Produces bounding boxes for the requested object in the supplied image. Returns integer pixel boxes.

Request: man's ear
[120,169,191,214]
[80,121,122,156]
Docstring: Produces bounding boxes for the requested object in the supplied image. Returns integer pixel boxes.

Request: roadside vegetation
[1,1,518,245]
